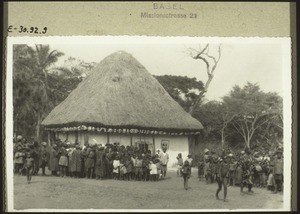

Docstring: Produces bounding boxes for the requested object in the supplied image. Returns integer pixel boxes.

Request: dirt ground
[13,169,283,211]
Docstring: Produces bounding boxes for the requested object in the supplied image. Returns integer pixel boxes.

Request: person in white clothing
[149,160,158,181]
[159,148,169,179]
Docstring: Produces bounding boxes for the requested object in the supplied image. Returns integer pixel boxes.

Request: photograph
[5,36,291,212]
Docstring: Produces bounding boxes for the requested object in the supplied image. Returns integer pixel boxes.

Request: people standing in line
[159,147,169,179]
[181,160,191,190]
[176,153,183,177]
[216,156,230,202]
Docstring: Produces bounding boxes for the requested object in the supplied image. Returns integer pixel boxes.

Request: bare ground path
[13,170,283,210]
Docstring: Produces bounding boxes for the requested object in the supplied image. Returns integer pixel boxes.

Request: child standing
[176,153,183,177]
[14,147,25,175]
[131,154,137,180]
[197,159,204,181]
[119,158,127,180]
[204,159,211,184]
[24,153,34,184]
[181,160,191,190]
[113,155,120,180]
[58,146,68,177]
[149,160,158,181]
[124,155,133,181]
[155,158,161,181]
[135,154,143,181]
[142,154,150,181]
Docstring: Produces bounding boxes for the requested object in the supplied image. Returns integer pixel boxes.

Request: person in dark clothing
[216,156,230,202]
[181,160,191,190]
[40,142,49,176]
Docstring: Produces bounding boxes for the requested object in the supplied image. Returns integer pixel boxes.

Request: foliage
[222,82,283,148]
[154,75,204,111]
[13,45,93,141]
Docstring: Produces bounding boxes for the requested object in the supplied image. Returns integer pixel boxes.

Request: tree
[154,75,204,112]
[13,45,90,141]
[28,45,64,141]
[193,101,236,149]
[223,82,283,148]
[187,44,222,115]
[13,45,38,138]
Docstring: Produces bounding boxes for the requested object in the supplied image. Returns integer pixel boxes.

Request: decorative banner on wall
[44,125,200,136]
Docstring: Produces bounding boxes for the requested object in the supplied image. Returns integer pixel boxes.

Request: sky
[40,37,287,101]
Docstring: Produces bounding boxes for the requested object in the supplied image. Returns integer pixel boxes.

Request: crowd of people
[190,146,284,201]
[13,135,171,183]
[14,134,284,202]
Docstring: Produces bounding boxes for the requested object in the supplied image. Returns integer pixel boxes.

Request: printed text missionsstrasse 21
[141,12,197,19]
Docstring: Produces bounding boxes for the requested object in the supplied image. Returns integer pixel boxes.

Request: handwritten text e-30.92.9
[7,25,48,34]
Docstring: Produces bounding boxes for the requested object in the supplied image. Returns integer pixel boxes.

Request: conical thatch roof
[42,51,203,133]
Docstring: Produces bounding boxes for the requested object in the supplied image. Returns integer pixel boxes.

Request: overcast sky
[43,37,287,101]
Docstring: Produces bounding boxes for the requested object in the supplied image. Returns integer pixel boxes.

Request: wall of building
[154,135,189,168]
[110,133,131,146]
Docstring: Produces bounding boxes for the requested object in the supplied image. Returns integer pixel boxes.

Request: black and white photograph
[5,36,291,212]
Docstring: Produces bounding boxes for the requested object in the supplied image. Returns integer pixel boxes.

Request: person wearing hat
[216,155,230,202]
[186,154,193,166]
[271,147,283,193]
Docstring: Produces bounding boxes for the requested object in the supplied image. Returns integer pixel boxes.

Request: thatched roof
[42,51,203,133]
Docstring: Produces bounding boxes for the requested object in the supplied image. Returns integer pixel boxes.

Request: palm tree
[29,45,64,141]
